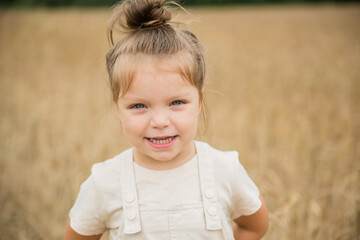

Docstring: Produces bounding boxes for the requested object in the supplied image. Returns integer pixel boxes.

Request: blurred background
[1,0,358,7]
[0,0,359,239]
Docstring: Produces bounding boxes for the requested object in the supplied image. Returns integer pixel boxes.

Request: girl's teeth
[150,137,174,144]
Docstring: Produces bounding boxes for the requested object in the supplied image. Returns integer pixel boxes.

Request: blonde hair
[105,0,206,102]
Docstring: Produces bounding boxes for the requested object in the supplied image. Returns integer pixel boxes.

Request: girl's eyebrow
[120,95,147,103]
[122,89,195,101]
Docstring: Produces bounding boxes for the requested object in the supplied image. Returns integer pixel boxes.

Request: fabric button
[125,193,135,203]
[127,210,136,221]
[207,207,217,217]
[205,189,215,199]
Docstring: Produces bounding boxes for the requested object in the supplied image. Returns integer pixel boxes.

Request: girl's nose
[150,109,170,129]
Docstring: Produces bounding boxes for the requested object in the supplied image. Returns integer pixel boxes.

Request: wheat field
[0,4,359,240]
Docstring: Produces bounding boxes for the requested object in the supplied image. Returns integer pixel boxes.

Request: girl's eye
[171,100,185,106]
[130,103,146,109]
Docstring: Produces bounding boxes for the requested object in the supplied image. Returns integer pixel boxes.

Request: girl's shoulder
[195,140,240,167]
[89,148,132,190]
[195,141,243,181]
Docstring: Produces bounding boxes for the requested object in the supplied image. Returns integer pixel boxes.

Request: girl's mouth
[146,136,177,149]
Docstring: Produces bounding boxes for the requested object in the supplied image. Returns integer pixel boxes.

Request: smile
[148,136,174,144]
[146,136,177,149]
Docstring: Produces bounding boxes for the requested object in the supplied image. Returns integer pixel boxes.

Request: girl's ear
[198,101,202,115]
[114,101,122,121]
[198,88,205,114]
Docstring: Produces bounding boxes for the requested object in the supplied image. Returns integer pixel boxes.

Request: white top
[134,155,202,206]
[69,141,261,239]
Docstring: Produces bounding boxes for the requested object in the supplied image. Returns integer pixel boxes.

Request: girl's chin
[134,154,181,170]
[148,153,178,162]
[134,148,177,161]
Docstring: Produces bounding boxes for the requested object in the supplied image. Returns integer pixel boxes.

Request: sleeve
[69,174,107,236]
[230,155,262,220]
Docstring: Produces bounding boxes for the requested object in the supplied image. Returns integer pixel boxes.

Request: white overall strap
[195,141,222,230]
[119,149,141,234]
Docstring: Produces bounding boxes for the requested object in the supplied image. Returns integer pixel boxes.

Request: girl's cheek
[125,117,145,128]
[174,111,199,127]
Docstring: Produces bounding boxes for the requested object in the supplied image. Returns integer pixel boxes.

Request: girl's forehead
[128,54,191,85]
[116,51,198,99]
[120,73,199,103]
[121,61,198,99]
[131,66,193,92]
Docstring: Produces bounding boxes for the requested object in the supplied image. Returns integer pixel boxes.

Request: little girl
[64,0,268,239]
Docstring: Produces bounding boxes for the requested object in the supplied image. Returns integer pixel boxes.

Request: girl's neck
[132,141,196,171]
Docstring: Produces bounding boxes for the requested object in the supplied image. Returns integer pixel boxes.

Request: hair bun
[122,0,172,30]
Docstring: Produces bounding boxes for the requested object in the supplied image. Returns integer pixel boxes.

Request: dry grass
[0,4,359,239]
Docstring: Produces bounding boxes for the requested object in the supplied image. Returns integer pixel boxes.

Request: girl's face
[116,58,201,170]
